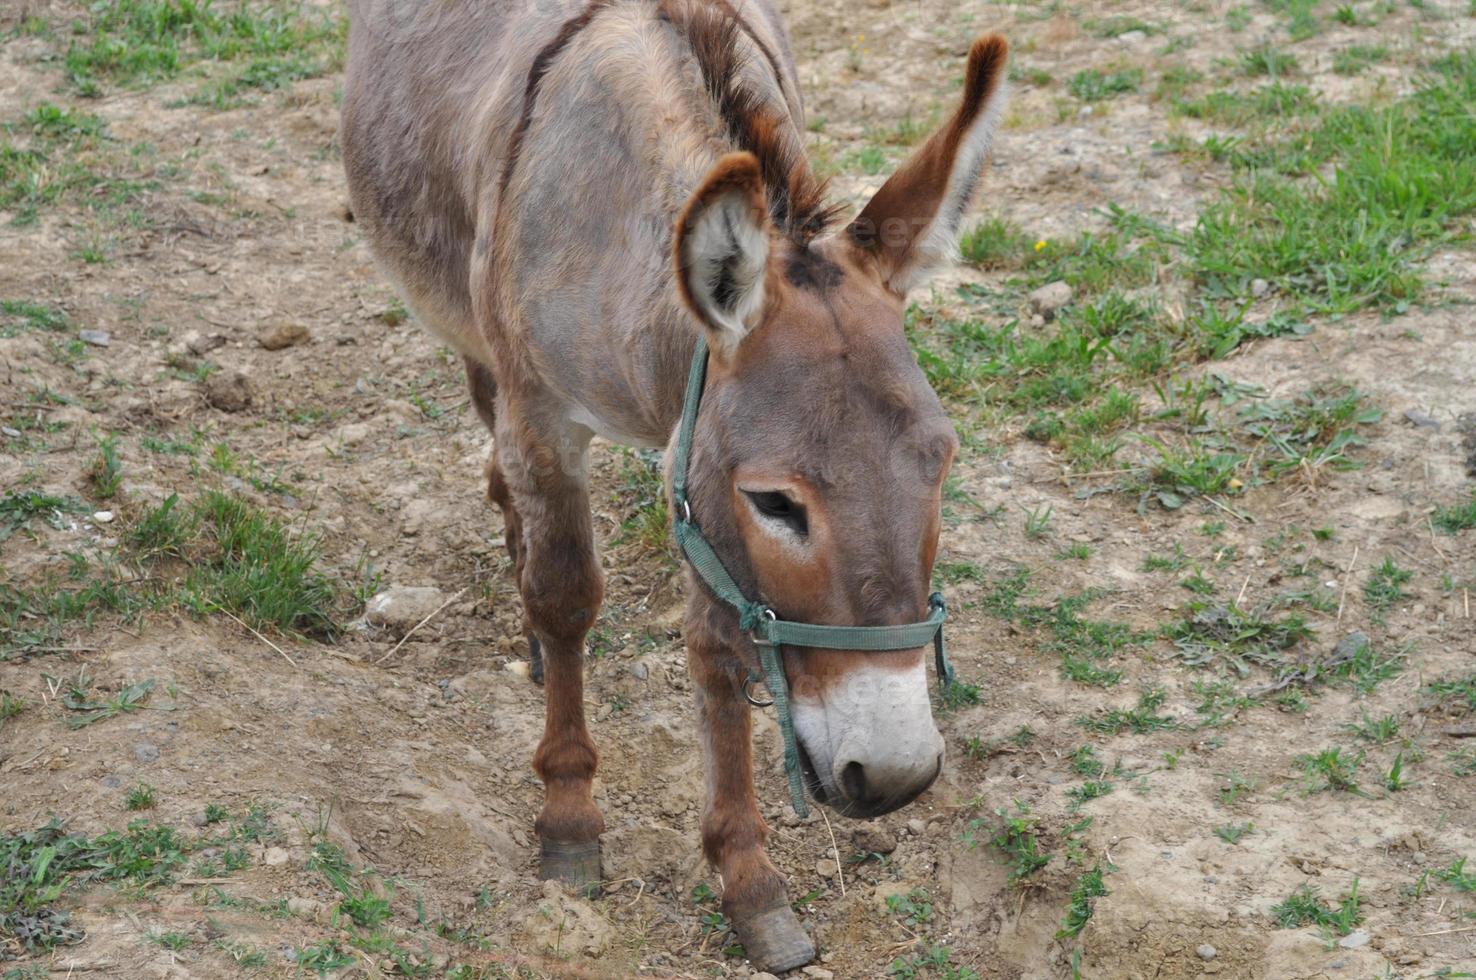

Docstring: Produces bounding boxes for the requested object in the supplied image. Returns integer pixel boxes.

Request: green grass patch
[62,0,343,98]
[1432,492,1476,534]
[1069,68,1142,102]
[1078,688,1175,735]
[1270,880,1364,934]
[1056,865,1110,938]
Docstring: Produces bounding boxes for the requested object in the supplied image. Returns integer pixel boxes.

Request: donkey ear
[674,152,774,359]
[844,35,1009,296]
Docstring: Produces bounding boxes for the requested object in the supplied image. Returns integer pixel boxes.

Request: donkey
[342,0,1007,969]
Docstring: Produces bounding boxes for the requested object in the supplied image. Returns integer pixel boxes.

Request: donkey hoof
[730,900,815,973]
[538,838,601,897]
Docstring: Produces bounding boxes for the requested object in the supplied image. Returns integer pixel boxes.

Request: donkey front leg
[498,420,606,894]
[689,624,816,972]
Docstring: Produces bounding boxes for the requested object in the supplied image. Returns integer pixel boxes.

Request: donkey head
[674,36,1008,818]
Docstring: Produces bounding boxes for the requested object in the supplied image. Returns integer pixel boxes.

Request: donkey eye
[744,490,808,536]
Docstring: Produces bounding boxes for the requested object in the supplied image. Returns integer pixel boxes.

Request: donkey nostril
[840,761,868,801]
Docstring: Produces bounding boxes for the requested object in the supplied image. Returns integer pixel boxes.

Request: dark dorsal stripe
[500,0,837,242]
[499,0,616,201]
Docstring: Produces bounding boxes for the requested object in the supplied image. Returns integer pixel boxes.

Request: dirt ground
[2,0,1475,978]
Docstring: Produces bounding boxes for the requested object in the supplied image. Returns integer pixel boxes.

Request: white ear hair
[678,187,770,356]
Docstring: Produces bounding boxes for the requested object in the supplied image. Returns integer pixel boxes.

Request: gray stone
[1028,281,1073,319]
[815,858,838,878]
[1196,944,1217,961]
[257,320,310,351]
[852,826,898,855]
[185,331,227,355]
[203,369,253,412]
[802,968,833,980]
[133,742,160,763]
[1250,278,1270,298]
[365,586,448,633]
[78,329,110,347]
[1338,930,1370,949]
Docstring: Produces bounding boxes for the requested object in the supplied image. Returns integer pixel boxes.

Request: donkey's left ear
[674,152,775,361]
[844,35,1009,296]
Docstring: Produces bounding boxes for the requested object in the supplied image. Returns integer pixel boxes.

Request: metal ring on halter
[743,672,774,707]
[681,499,692,523]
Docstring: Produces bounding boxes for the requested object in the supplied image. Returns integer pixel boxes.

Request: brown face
[692,241,958,816]
[672,33,1008,816]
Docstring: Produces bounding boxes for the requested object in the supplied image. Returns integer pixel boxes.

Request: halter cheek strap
[670,335,956,817]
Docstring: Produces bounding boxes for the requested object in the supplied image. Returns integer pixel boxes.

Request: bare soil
[2,1,1474,978]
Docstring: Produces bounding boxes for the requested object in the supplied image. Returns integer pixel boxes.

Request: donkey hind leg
[465,357,543,683]
[690,636,816,971]
[496,418,606,895]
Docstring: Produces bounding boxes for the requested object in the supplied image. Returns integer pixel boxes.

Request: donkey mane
[503,0,841,243]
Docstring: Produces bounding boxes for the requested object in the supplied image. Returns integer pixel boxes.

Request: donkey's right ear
[674,152,774,360]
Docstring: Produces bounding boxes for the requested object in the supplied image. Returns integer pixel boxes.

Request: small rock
[287,896,324,917]
[1333,631,1371,661]
[1402,408,1440,430]
[256,320,310,351]
[365,586,447,633]
[907,818,927,836]
[2,427,20,438]
[802,968,833,980]
[263,847,291,866]
[630,662,649,681]
[78,329,110,347]
[92,511,115,524]
[184,331,227,355]
[1250,278,1270,298]
[751,973,780,980]
[336,422,372,448]
[133,742,160,764]
[1028,281,1073,319]
[1338,930,1370,950]
[815,858,838,878]
[1196,944,1217,961]
[203,369,253,412]
[852,827,898,855]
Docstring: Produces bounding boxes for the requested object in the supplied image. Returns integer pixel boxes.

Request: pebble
[815,858,838,878]
[1196,944,1217,961]
[263,847,291,866]
[750,974,780,980]
[184,331,226,355]
[92,511,114,524]
[133,742,160,763]
[256,320,310,351]
[1338,930,1370,949]
[802,968,833,980]
[365,585,448,633]
[907,819,927,836]
[1250,278,1270,298]
[78,329,110,347]
[1028,281,1073,319]
[852,827,898,855]
[203,369,253,412]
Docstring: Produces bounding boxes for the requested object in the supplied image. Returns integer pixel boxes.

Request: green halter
[670,335,955,817]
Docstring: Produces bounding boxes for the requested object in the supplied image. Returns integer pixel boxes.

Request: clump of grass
[1166,602,1313,671]
[990,803,1053,882]
[0,299,68,337]
[1079,688,1175,735]
[1056,865,1110,938]
[1333,45,1387,75]
[1433,857,1476,893]
[1270,880,1363,935]
[1364,557,1412,612]
[0,490,85,543]
[1424,675,1476,714]
[1241,46,1299,77]
[1344,712,1400,743]
[184,490,338,636]
[885,888,935,929]
[612,448,669,557]
[1432,492,1476,534]
[1297,747,1365,795]
[125,783,156,811]
[1069,68,1142,101]
[1215,821,1254,844]
[959,216,1031,269]
[0,819,191,952]
[89,434,124,501]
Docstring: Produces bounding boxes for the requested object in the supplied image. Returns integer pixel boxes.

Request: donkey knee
[522,557,603,644]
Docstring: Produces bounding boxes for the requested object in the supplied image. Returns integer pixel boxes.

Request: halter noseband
[670,335,956,816]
